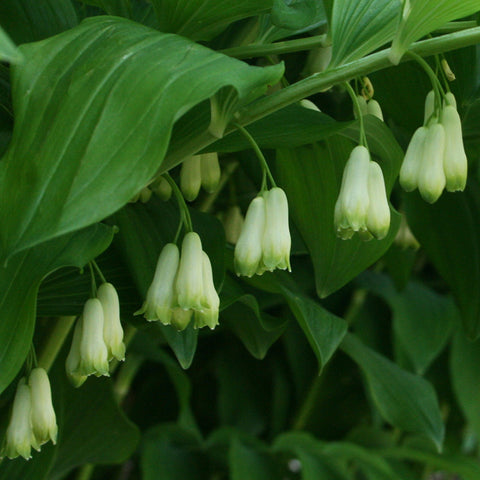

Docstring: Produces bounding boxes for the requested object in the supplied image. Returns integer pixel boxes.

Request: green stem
[344,82,368,147]
[88,262,97,297]
[37,316,76,372]
[291,371,326,431]
[233,123,276,189]
[163,27,480,170]
[113,353,143,403]
[76,464,94,480]
[199,161,239,213]
[91,259,107,284]
[164,173,194,233]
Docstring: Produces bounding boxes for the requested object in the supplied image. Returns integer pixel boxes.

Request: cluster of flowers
[334,145,390,240]
[66,283,125,387]
[2,368,57,460]
[399,91,467,203]
[234,187,291,277]
[136,232,219,331]
[181,153,221,201]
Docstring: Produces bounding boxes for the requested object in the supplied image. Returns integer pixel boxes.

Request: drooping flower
[97,283,126,362]
[3,380,39,460]
[366,99,384,121]
[366,161,390,240]
[222,205,244,245]
[194,252,220,330]
[200,152,221,193]
[180,156,202,202]
[78,299,109,377]
[399,126,427,192]
[29,368,57,447]
[65,319,87,388]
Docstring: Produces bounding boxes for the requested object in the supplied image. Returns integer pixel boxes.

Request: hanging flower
[180,155,202,202]
[200,152,221,193]
[65,319,87,388]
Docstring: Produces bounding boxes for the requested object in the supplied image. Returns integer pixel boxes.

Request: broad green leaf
[0,26,23,64]
[451,333,480,440]
[0,0,78,44]
[276,124,402,298]
[77,0,132,17]
[0,16,283,260]
[341,333,444,451]
[111,197,225,367]
[150,0,273,41]
[141,424,207,480]
[329,0,400,67]
[271,0,326,31]
[230,437,280,480]
[404,184,480,338]
[358,272,457,374]
[279,284,347,371]
[389,1,480,64]
[210,105,350,152]
[0,223,113,395]
[50,377,140,479]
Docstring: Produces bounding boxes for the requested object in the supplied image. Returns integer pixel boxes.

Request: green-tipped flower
[180,156,202,202]
[262,188,291,272]
[176,232,205,310]
[334,145,371,239]
[366,99,384,121]
[4,381,39,460]
[418,122,446,204]
[29,368,57,447]
[136,243,179,323]
[97,283,125,362]
[78,299,109,377]
[170,308,193,331]
[399,126,427,192]
[65,319,87,388]
[200,153,221,193]
[366,162,390,240]
[194,252,220,330]
[424,90,435,124]
[151,176,172,201]
[442,104,468,192]
[234,196,266,277]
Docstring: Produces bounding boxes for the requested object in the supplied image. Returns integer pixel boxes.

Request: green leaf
[0,223,113,395]
[329,0,400,67]
[0,26,23,64]
[49,377,140,479]
[358,272,457,374]
[0,16,283,260]
[77,0,132,17]
[404,184,480,338]
[341,333,444,451]
[271,0,326,31]
[389,1,480,64]
[160,324,199,370]
[0,0,78,44]
[275,124,402,298]
[450,333,480,440]
[141,424,207,480]
[150,0,273,41]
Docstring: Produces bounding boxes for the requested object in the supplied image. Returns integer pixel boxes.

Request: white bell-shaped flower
[234,196,266,277]
[366,99,384,121]
[417,122,446,203]
[29,368,57,447]
[4,380,39,460]
[78,299,109,377]
[194,252,220,330]
[399,126,428,192]
[176,232,205,311]
[424,90,435,124]
[200,152,221,193]
[441,104,467,192]
[262,187,291,272]
[180,156,202,202]
[136,243,179,324]
[65,319,87,388]
[97,283,125,362]
[334,145,371,239]
[366,162,390,240]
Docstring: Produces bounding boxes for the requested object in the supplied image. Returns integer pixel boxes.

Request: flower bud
[194,252,220,330]
[234,196,266,277]
[97,283,125,362]
[222,206,244,244]
[200,152,221,193]
[354,95,368,118]
[78,299,109,377]
[442,105,467,192]
[65,319,87,388]
[418,123,446,203]
[136,243,179,323]
[139,187,152,203]
[29,368,57,447]
[334,145,370,238]
[445,92,457,108]
[299,99,321,112]
[366,99,384,121]
[180,156,202,202]
[262,188,291,272]
[400,126,427,192]
[424,90,435,124]
[366,162,390,240]
[176,232,205,310]
[151,176,172,201]
[4,381,39,460]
